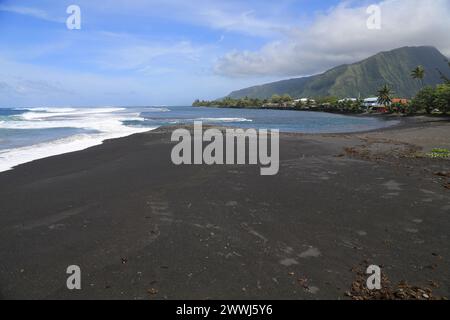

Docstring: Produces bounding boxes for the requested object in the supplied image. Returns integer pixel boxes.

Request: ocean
[0,106,399,172]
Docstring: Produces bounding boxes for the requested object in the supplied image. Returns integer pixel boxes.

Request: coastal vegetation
[194,95,288,109]
[194,83,450,116]
[193,95,364,114]
[426,148,450,159]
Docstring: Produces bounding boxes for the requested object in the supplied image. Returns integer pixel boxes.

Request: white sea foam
[195,117,252,122]
[0,107,154,172]
[20,107,126,120]
[144,107,171,112]
[144,117,252,125]
[27,107,78,113]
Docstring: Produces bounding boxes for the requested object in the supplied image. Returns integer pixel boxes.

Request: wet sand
[0,117,449,299]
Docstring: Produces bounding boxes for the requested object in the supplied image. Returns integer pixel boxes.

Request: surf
[0,107,154,172]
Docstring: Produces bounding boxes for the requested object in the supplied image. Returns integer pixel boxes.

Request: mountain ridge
[227,46,450,99]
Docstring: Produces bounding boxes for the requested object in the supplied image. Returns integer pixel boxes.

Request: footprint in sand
[305,286,320,294]
[298,246,321,258]
[382,192,399,199]
[225,201,238,207]
[279,258,299,266]
[382,180,403,191]
[147,195,173,224]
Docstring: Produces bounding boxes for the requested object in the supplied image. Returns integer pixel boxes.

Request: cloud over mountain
[215,0,450,78]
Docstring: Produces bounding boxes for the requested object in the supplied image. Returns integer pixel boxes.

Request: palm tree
[377,84,393,107]
[437,60,450,84]
[411,66,425,87]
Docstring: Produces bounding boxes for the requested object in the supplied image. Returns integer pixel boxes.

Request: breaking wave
[0,107,154,172]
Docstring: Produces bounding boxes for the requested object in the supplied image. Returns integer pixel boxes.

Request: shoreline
[0,111,410,174]
[0,119,449,299]
[0,113,442,175]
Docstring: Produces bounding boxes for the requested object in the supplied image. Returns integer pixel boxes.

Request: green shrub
[426,148,450,159]
[412,86,436,114]
[435,84,450,114]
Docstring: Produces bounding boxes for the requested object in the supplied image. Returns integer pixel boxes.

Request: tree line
[193,95,365,113]
[193,94,294,108]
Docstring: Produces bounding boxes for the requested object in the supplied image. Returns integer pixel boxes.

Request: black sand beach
[0,119,449,300]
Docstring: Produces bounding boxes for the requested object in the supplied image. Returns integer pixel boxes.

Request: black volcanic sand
[0,121,449,300]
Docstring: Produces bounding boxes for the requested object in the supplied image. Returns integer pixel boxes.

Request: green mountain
[227,46,450,99]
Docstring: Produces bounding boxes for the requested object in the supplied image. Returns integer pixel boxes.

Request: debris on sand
[147,288,158,295]
[297,277,319,294]
[346,263,447,300]
[434,171,450,178]
[344,147,369,159]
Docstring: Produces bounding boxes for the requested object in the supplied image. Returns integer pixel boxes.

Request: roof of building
[392,98,409,104]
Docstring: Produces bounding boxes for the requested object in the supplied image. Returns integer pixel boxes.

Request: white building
[338,98,358,103]
[294,98,316,104]
[363,97,380,108]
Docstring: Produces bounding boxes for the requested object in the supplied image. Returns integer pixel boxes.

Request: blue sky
[0,0,449,107]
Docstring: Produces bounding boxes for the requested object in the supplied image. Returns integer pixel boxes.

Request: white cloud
[97,40,204,71]
[0,4,64,23]
[77,0,294,38]
[191,7,290,37]
[176,0,296,37]
[214,0,450,77]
